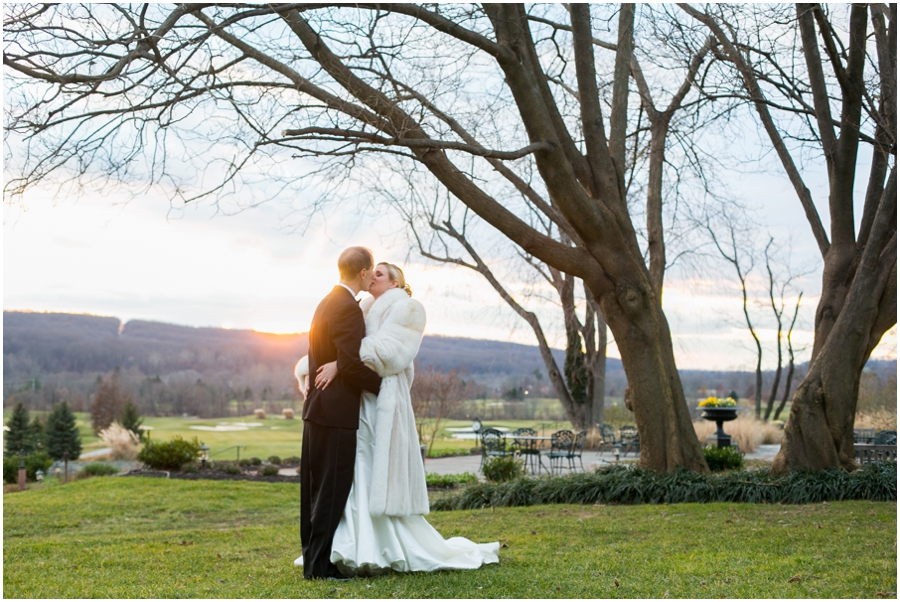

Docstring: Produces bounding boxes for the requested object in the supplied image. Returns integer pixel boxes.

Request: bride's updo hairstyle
[380,262,412,297]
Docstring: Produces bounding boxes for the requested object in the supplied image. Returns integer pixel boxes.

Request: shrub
[75,462,119,480]
[282,456,301,466]
[211,461,242,475]
[260,464,280,477]
[253,409,266,419]
[431,462,896,510]
[426,472,478,488]
[98,422,140,461]
[703,445,744,472]
[482,455,525,483]
[239,457,262,467]
[427,448,472,459]
[250,457,262,466]
[181,461,199,473]
[4,452,56,483]
[267,455,282,466]
[137,436,201,471]
[282,408,295,419]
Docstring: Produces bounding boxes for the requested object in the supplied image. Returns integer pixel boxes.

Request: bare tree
[409,365,472,456]
[705,218,764,418]
[761,239,807,422]
[684,3,897,471]
[4,4,730,472]
[772,293,804,422]
[405,197,607,431]
[90,369,130,435]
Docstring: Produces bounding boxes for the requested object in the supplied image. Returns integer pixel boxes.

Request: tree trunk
[588,302,608,429]
[772,359,794,422]
[763,365,783,421]
[773,170,896,473]
[591,275,707,472]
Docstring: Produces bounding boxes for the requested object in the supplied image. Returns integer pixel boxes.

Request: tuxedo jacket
[303,285,382,429]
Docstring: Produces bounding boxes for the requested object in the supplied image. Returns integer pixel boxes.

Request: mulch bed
[122,468,301,483]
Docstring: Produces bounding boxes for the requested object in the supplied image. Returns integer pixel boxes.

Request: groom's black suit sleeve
[331,300,382,396]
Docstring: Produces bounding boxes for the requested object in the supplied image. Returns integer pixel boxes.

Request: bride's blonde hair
[380,262,412,296]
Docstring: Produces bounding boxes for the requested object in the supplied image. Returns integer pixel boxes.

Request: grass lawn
[3,477,895,598]
[5,411,579,460]
[6,401,636,461]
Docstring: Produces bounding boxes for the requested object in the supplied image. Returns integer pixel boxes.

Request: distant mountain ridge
[3,310,606,380]
[3,310,894,400]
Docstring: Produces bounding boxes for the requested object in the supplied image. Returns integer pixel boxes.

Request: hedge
[431,462,897,510]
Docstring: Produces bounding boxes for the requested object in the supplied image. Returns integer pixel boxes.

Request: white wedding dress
[295,387,499,575]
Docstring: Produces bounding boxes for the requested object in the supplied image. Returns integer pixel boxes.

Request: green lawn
[3,477,895,598]
[6,399,638,461]
[4,410,585,461]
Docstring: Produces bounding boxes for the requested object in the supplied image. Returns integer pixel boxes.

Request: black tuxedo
[301,285,381,579]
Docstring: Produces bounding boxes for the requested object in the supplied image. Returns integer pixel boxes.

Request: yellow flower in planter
[699,397,737,408]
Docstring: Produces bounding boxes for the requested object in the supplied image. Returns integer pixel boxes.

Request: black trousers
[300,420,356,579]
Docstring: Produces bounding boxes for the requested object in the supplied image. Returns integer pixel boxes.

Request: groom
[300,246,382,580]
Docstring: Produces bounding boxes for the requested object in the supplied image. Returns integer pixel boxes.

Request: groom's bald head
[338,246,375,280]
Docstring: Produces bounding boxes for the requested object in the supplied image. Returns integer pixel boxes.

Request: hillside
[3,311,894,417]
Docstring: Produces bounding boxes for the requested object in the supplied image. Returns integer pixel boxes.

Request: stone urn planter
[698,406,740,449]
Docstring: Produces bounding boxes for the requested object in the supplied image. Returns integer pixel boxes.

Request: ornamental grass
[693,414,783,454]
[854,407,897,431]
[98,422,141,461]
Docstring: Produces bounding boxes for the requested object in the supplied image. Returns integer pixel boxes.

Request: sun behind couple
[295,246,498,579]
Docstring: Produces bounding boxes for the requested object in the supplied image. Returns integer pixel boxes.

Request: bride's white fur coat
[358,288,429,517]
[294,287,428,517]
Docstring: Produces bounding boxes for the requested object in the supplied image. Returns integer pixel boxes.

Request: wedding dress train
[295,388,499,575]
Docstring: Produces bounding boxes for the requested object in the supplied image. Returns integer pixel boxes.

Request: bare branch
[278,126,552,160]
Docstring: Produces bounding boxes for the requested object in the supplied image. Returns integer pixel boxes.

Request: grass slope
[4,478,895,598]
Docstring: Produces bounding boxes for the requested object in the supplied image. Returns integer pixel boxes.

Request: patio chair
[480,427,509,468]
[853,428,876,444]
[874,430,897,445]
[599,423,617,451]
[511,427,543,475]
[542,429,575,475]
[567,430,587,472]
[618,425,640,457]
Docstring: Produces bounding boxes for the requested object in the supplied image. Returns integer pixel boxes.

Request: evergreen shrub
[431,462,897,510]
[211,461,242,475]
[260,464,280,476]
[703,445,744,471]
[137,436,200,471]
[267,456,282,466]
[282,456,301,466]
[76,462,119,479]
[3,452,54,484]
[426,472,478,488]
[482,455,525,483]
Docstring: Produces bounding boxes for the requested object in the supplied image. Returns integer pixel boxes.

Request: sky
[3,167,895,372]
[2,5,895,373]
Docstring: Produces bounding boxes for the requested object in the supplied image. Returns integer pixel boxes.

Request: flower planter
[698,406,740,449]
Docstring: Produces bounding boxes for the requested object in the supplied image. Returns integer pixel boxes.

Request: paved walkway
[423,444,782,476]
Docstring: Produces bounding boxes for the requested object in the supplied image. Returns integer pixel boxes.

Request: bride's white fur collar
[360,287,408,317]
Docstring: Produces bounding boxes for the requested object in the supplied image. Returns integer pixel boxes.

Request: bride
[295,262,499,576]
